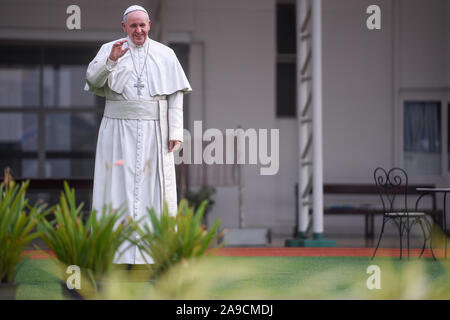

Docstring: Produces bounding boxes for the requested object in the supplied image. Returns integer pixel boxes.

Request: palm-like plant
[0,178,51,284]
[135,199,222,278]
[37,181,135,290]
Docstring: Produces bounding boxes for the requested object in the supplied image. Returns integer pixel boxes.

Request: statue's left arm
[168,91,184,143]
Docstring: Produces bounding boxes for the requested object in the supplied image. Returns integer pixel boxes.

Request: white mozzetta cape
[84,37,192,97]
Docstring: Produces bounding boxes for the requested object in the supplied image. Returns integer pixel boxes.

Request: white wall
[0,0,159,41]
[319,0,394,235]
[399,0,447,89]
[166,0,401,235]
[322,0,394,183]
[166,0,281,231]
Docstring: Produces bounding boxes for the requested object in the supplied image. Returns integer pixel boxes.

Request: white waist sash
[104,99,166,120]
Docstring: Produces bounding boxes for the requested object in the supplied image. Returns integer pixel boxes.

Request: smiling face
[121,11,151,46]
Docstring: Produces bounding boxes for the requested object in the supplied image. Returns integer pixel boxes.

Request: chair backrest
[373,167,408,214]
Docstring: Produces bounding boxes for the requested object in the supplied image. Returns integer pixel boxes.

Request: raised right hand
[109,39,129,61]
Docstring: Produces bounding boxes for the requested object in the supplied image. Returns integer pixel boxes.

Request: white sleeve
[86,45,117,89]
[168,91,184,142]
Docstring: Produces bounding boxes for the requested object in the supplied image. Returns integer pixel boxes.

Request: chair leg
[422,217,437,261]
[407,216,410,260]
[372,216,386,260]
[399,218,403,260]
[418,219,427,258]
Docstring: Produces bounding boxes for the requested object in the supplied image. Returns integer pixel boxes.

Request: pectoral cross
[134,78,145,96]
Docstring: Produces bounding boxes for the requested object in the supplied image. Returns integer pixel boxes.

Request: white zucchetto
[123,5,149,20]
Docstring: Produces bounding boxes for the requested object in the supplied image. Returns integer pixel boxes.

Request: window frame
[397,90,450,185]
[0,42,103,178]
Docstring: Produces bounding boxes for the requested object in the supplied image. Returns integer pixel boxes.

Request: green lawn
[14,256,450,300]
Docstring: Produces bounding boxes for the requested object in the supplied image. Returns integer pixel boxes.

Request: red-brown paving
[23,248,449,259]
[209,247,448,258]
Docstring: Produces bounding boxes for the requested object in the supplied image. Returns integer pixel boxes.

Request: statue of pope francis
[85,5,192,264]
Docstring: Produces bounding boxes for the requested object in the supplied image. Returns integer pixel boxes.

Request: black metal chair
[372,167,436,260]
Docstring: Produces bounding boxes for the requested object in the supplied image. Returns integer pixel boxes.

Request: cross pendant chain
[129,44,150,97]
[134,78,145,96]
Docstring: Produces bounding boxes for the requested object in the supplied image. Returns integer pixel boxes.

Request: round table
[416,188,449,258]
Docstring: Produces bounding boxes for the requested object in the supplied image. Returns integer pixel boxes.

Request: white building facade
[1,0,449,237]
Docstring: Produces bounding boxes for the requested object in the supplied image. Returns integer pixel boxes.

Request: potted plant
[134,199,222,279]
[37,181,135,299]
[0,170,51,300]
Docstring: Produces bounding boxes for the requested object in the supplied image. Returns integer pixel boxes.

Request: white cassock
[84,36,192,264]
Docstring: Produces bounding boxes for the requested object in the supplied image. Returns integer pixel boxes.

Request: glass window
[277,3,297,54]
[404,101,441,175]
[44,65,97,108]
[0,113,38,148]
[44,112,99,177]
[276,62,297,117]
[46,112,99,152]
[0,112,38,177]
[0,67,40,107]
[276,3,297,118]
[170,43,190,129]
[21,159,40,178]
[0,44,102,178]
